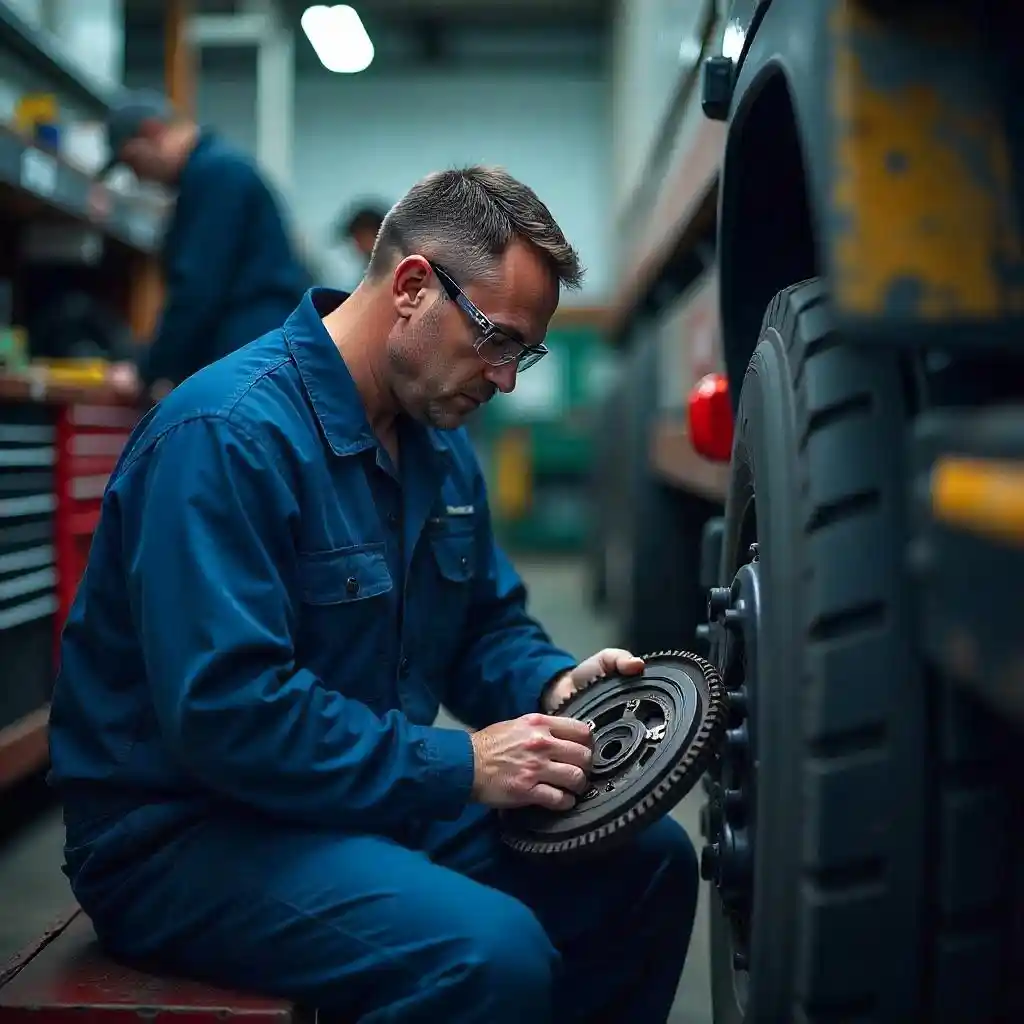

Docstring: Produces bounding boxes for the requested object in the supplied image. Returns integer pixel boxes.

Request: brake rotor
[500,650,728,861]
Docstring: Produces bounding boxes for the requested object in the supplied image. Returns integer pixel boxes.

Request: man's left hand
[541,648,646,714]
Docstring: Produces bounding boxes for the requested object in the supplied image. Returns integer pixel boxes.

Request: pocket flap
[298,543,392,605]
[429,531,476,583]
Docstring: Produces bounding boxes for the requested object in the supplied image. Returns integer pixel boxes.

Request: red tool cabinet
[0,401,58,755]
[0,386,137,789]
[53,402,137,660]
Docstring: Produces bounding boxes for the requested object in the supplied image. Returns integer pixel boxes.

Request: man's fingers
[592,648,645,677]
[544,715,594,745]
[528,783,575,812]
[617,654,645,676]
[539,760,589,794]
[602,648,645,676]
[547,736,593,771]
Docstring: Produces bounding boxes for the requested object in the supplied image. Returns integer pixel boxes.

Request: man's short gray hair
[367,166,583,291]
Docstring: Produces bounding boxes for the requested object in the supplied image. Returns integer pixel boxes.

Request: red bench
[0,907,298,1024]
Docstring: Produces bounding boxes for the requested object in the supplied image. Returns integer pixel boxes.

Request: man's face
[119,124,174,185]
[387,242,558,430]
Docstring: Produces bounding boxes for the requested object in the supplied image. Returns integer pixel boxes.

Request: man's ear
[392,256,432,320]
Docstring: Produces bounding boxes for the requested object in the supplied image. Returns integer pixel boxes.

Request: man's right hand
[469,713,593,812]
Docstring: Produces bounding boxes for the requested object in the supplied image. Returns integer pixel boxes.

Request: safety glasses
[430,262,549,372]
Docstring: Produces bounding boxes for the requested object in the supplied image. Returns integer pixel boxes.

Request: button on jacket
[49,288,576,890]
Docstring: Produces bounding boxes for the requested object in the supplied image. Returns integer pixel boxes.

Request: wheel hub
[701,542,761,968]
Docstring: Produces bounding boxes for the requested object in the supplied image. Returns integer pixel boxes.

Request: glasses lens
[477,333,547,371]
[517,347,546,371]
[477,334,518,366]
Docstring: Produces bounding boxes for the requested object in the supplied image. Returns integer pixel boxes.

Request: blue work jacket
[138,131,311,387]
[49,288,576,894]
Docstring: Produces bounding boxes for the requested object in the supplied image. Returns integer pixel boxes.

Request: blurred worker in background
[50,166,697,1024]
[334,200,388,268]
[101,89,310,401]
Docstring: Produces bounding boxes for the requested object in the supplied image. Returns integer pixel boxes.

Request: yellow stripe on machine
[931,457,1024,547]
[494,428,532,521]
[829,2,1024,320]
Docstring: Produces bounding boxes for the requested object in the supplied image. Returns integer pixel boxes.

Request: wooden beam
[125,0,197,344]
[165,0,196,118]
[126,256,164,340]
[551,305,609,331]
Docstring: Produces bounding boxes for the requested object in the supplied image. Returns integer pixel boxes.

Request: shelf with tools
[0,123,165,253]
[0,1,117,117]
[0,0,197,791]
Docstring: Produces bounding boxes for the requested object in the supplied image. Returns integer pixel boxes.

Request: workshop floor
[0,556,712,1023]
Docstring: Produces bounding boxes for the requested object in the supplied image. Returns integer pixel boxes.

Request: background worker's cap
[98,89,174,178]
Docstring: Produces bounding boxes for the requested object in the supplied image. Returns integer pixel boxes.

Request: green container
[479,323,617,554]
[481,326,615,431]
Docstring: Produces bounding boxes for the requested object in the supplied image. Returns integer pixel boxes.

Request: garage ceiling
[125,0,611,74]
[125,0,611,29]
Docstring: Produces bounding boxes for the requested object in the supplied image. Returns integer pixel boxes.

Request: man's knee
[656,815,699,874]
[630,816,700,920]
[449,892,557,1010]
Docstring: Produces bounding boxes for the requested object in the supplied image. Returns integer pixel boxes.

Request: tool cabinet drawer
[0,403,57,732]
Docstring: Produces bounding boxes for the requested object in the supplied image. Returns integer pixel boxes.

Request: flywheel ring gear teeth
[500,650,729,860]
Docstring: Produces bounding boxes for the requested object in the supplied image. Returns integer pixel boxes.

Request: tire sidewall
[711,327,805,1020]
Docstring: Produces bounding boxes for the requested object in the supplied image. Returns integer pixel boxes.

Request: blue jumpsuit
[136,130,311,388]
[48,289,698,1022]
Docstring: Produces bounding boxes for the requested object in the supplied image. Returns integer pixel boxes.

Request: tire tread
[762,281,1018,1022]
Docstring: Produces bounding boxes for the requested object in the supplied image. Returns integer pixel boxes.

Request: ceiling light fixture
[301,5,374,74]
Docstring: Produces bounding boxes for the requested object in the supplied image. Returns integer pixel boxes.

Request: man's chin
[424,394,484,429]
[421,404,466,431]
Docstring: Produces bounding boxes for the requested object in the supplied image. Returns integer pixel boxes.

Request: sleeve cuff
[512,651,577,719]
[413,723,476,821]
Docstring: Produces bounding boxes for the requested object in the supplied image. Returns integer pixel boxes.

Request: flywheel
[500,650,728,861]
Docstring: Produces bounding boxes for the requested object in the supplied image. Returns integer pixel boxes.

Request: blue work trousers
[86,805,698,1023]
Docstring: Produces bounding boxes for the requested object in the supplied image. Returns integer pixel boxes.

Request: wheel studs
[704,548,761,965]
[727,686,747,719]
[708,587,732,616]
[723,787,744,822]
[723,605,744,630]
[725,722,748,754]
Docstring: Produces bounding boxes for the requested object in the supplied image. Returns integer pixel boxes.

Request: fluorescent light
[301,5,374,74]
[720,22,745,62]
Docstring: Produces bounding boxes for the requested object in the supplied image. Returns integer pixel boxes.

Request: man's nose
[485,361,518,395]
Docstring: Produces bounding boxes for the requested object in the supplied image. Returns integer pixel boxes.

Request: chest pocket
[428,518,476,585]
[298,543,393,605]
[295,543,394,707]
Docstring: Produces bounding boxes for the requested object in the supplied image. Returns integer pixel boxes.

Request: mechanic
[48,166,698,1024]
[334,200,388,268]
[100,89,310,400]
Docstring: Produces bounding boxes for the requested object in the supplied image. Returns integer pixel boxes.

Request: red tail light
[687,373,733,463]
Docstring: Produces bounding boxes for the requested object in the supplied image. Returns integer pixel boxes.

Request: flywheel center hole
[590,718,646,777]
[601,739,623,759]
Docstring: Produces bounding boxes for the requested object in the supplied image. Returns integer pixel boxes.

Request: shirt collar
[284,287,453,463]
